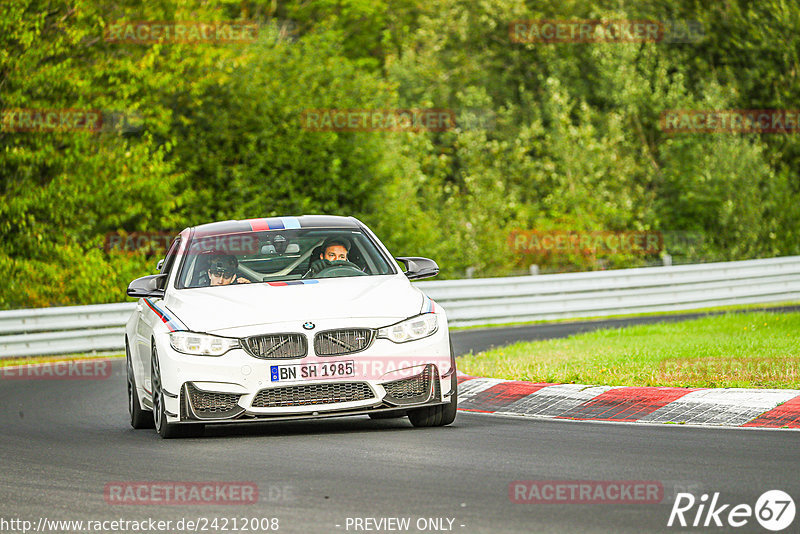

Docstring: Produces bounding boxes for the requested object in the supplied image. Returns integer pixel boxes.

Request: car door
[133,237,182,396]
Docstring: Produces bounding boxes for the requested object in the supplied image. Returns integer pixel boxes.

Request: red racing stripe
[742,396,800,428]
[459,381,555,412]
[247,218,272,231]
[558,387,701,422]
[142,299,175,332]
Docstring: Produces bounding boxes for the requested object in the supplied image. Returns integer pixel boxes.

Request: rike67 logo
[668,490,795,531]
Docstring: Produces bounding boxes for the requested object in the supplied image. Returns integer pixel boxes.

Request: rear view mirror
[395,257,439,280]
[127,274,168,298]
[261,243,300,254]
[273,234,288,254]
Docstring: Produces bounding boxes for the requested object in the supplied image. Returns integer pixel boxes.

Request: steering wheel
[314,261,368,278]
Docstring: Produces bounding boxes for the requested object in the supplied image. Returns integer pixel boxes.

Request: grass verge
[457,311,800,389]
[449,301,800,331]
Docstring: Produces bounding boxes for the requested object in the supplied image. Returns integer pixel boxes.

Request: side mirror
[395,257,439,280]
[127,274,168,298]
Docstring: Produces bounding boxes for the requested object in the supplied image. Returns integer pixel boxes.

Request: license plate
[270,360,355,382]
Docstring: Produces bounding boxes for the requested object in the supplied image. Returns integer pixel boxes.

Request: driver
[205,254,251,286]
[304,237,359,278]
[319,238,349,262]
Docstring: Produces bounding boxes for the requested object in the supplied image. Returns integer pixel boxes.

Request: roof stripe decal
[245,217,304,231]
[195,216,360,234]
[246,218,272,231]
[281,217,301,229]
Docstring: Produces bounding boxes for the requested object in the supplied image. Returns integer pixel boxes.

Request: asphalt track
[1,309,798,533]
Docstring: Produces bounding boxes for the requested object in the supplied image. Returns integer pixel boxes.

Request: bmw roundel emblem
[303,322,315,330]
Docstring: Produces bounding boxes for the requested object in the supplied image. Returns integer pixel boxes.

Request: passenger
[205,254,251,286]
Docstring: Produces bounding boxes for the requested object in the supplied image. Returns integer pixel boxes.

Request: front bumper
[153,324,455,424]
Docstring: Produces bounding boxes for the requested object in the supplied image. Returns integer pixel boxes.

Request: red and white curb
[456,375,800,429]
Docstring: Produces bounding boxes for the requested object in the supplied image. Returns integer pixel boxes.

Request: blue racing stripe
[281,217,301,229]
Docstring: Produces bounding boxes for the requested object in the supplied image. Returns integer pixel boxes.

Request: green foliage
[0,246,152,309]
[168,21,396,223]
[1,0,799,307]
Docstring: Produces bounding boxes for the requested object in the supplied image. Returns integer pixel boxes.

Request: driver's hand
[308,258,332,276]
[235,276,251,284]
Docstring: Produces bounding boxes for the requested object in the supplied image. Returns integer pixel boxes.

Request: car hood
[163,275,424,334]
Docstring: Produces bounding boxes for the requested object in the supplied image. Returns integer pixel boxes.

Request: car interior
[178,229,391,288]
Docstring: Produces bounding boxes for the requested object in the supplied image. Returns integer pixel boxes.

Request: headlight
[377,313,438,343]
[169,331,239,356]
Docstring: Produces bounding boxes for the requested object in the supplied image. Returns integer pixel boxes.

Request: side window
[160,238,181,276]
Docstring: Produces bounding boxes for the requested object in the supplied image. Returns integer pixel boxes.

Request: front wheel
[127,340,154,429]
[151,345,204,438]
[407,374,458,427]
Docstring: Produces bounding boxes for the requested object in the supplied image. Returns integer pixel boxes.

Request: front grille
[383,365,435,401]
[252,382,375,408]
[183,383,243,419]
[243,333,307,359]
[314,329,375,356]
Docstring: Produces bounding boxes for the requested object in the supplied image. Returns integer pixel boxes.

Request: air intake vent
[382,365,438,404]
[252,382,375,408]
[314,329,375,356]
[243,333,307,359]
[183,383,244,420]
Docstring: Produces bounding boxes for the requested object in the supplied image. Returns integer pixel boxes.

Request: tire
[368,410,407,420]
[407,373,458,428]
[127,340,154,429]
[151,344,204,438]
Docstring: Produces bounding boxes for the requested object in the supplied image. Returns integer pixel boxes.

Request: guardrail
[2,256,799,357]
[0,303,135,358]
[418,256,800,326]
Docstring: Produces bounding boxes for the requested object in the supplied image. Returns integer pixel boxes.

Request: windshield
[176,228,395,288]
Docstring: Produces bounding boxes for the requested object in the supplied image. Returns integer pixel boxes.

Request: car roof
[189,215,362,235]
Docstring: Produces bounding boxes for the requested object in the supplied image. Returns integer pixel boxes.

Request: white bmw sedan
[125,215,457,438]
